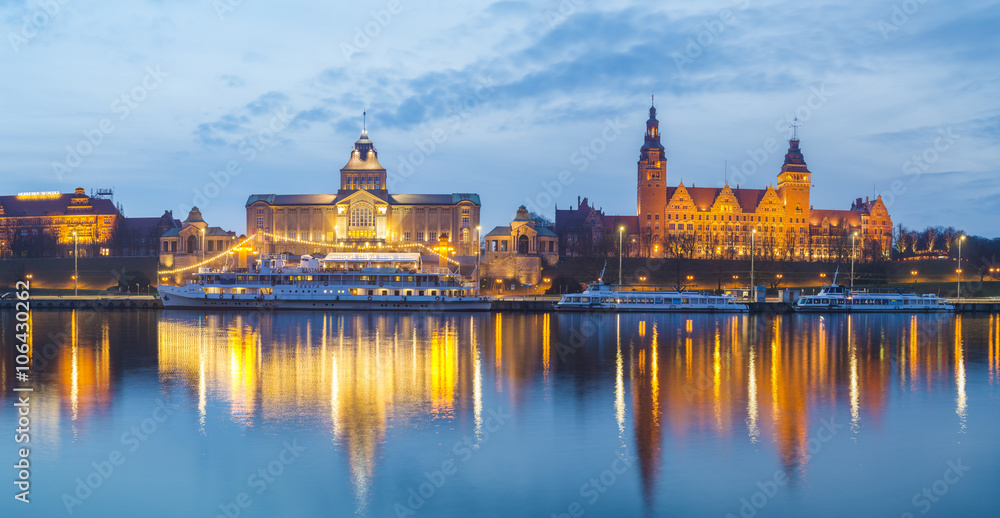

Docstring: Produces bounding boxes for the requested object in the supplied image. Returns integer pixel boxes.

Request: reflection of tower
[630,322,662,506]
[765,316,809,480]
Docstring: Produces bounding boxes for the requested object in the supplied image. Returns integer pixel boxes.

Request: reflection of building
[158,207,236,282]
[482,205,559,285]
[245,127,481,257]
[635,103,893,260]
[555,197,639,257]
[0,187,120,258]
[156,313,475,513]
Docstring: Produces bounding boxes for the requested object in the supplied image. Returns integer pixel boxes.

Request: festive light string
[156,234,257,274]
[257,231,463,266]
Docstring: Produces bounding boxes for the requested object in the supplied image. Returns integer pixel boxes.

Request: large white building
[246,128,481,256]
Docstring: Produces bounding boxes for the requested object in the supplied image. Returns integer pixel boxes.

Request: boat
[793,268,954,312]
[158,252,491,311]
[554,266,749,313]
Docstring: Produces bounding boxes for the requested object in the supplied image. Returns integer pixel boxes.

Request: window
[404,232,411,241]
[416,232,424,241]
[256,208,264,215]
[103,217,110,224]
[548,241,554,252]
[207,240,214,252]
[429,232,436,241]
[462,216,470,228]
[163,242,168,252]
[256,217,264,228]
[462,208,470,215]
[170,241,176,252]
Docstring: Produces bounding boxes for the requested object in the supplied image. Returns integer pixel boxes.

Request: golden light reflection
[955,315,966,432]
[495,313,503,392]
[543,313,551,388]
[157,313,472,514]
[747,344,759,443]
[615,314,625,440]
[849,316,860,434]
[991,314,999,385]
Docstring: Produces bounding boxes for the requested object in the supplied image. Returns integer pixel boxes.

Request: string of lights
[256,231,463,266]
[157,234,258,274]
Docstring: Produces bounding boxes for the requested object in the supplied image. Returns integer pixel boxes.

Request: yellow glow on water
[849,316,860,434]
[713,326,722,431]
[616,314,625,439]
[651,323,659,429]
[955,316,966,432]
[495,314,503,393]
[543,313,551,386]
[747,345,759,443]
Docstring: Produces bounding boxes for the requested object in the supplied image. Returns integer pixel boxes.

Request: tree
[924,226,938,252]
[528,211,554,229]
[893,224,909,258]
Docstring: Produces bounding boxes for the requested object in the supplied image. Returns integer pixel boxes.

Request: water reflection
[0,310,989,516]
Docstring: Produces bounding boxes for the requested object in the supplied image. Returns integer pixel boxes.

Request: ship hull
[160,288,491,311]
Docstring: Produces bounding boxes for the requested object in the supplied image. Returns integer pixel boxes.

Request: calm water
[1,310,999,517]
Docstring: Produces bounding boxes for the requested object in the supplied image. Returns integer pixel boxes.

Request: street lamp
[618,225,625,286]
[957,234,966,300]
[750,228,757,289]
[851,231,858,288]
[911,270,918,283]
[72,231,78,296]
[200,228,206,263]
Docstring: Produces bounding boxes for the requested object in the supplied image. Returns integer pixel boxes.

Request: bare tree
[924,226,938,252]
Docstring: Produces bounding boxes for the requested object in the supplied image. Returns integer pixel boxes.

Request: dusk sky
[2,0,998,236]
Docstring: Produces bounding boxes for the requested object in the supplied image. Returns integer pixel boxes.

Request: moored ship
[159,252,490,311]
[555,279,749,313]
[794,270,953,312]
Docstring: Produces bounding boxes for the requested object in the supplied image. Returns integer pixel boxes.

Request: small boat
[794,268,953,313]
[555,265,748,313]
[159,252,491,311]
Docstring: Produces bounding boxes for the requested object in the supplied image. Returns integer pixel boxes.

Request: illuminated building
[245,126,481,257]
[158,207,236,282]
[0,187,120,258]
[633,102,893,261]
[482,205,559,284]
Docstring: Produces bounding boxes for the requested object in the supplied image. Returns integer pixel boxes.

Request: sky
[1,0,998,237]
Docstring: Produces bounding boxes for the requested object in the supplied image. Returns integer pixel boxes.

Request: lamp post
[618,225,625,286]
[850,231,858,288]
[957,234,966,300]
[72,231,78,296]
[476,225,481,295]
[750,228,756,289]
[200,228,206,263]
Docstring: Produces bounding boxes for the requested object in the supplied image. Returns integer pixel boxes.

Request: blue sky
[1,0,998,236]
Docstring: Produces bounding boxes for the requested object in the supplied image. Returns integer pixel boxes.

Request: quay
[3,297,999,313]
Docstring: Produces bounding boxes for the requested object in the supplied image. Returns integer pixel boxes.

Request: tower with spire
[339,118,387,194]
[776,121,812,227]
[637,98,667,240]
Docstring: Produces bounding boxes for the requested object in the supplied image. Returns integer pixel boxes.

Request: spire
[790,117,800,141]
[642,98,663,151]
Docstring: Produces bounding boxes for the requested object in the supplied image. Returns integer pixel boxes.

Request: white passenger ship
[794,272,953,313]
[555,278,749,313]
[159,253,490,311]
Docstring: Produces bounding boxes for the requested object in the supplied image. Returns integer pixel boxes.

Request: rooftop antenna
[790,117,801,140]
[363,107,366,132]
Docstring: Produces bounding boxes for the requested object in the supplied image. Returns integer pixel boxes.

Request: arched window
[186,235,197,253]
[517,234,529,254]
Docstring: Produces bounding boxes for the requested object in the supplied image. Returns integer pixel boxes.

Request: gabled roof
[809,209,861,227]
[485,226,511,238]
[536,226,557,237]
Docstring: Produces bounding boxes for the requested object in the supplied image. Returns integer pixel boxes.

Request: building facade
[159,207,236,282]
[554,197,639,257]
[482,206,559,285]
[0,187,120,258]
[246,128,481,257]
[635,103,892,261]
